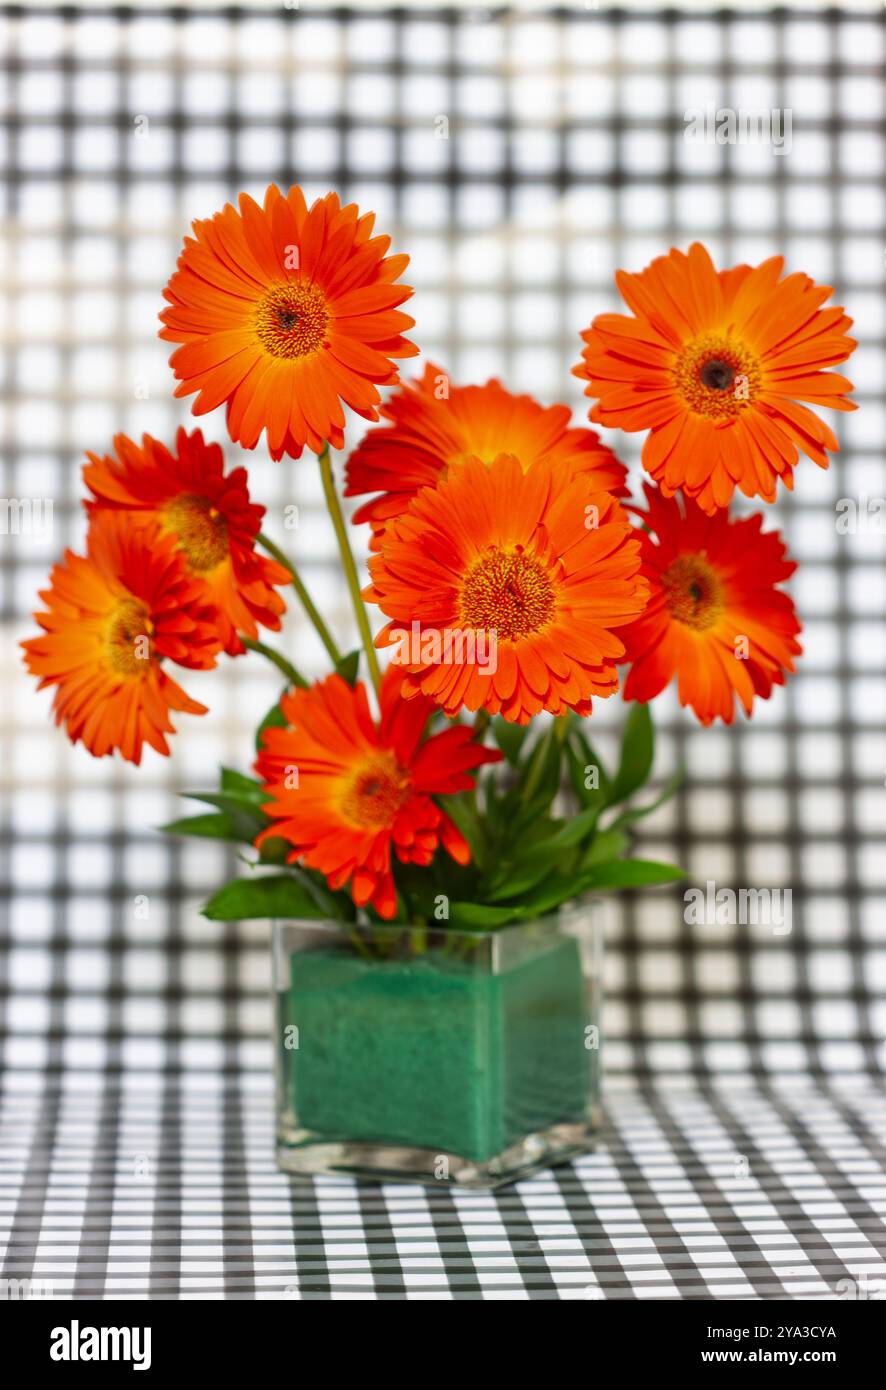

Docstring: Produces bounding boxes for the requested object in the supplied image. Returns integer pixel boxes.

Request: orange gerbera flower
[620,484,802,726]
[255,667,500,918]
[83,427,288,656]
[345,362,627,548]
[364,453,648,724]
[159,185,418,460]
[21,513,221,764]
[574,242,856,513]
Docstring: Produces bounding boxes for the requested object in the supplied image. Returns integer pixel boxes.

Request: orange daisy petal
[575,241,856,512]
[253,669,499,918]
[344,362,628,549]
[365,454,649,725]
[83,428,289,656]
[620,484,802,726]
[160,183,417,459]
[21,513,220,765]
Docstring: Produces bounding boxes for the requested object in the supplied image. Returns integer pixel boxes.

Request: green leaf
[581,827,630,867]
[176,789,267,843]
[291,865,357,920]
[446,901,519,929]
[480,765,502,817]
[181,790,266,825]
[584,858,684,889]
[484,854,562,903]
[506,813,562,852]
[566,728,611,808]
[255,835,291,865]
[513,725,562,828]
[509,869,600,917]
[492,716,529,766]
[220,767,266,803]
[607,703,654,807]
[607,767,685,830]
[542,805,601,852]
[201,874,329,922]
[160,811,245,841]
[255,693,289,751]
[482,808,600,902]
[335,650,361,686]
[505,855,679,917]
[441,792,487,869]
[183,768,270,831]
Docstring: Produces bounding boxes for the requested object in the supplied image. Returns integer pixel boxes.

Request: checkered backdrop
[1,2,885,1103]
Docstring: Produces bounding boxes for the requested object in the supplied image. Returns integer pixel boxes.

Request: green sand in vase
[280,932,593,1164]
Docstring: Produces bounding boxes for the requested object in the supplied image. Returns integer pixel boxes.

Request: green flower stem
[554,711,573,744]
[473,709,491,738]
[462,711,492,825]
[317,445,382,694]
[241,636,309,689]
[520,727,552,804]
[257,530,341,666]
[520,715,569,805]
[347,927,374,962]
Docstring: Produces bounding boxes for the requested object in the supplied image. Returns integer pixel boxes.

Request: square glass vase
[273,901,602,1189]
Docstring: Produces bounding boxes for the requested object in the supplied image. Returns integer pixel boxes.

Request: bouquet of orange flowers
[23,186,856,931]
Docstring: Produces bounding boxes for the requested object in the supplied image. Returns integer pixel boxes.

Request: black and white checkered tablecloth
[2,4,885,1300]
[2,1071,884,1300]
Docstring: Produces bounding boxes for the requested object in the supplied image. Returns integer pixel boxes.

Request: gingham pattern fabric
[2,1073,885,1299]
[1,3,885,1298]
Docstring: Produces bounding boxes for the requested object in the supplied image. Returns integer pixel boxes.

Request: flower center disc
[674,332,762,420]
[106,597,153,675]
[699,358,735,391]
[460,546,555,641]
[341,752,411,829]
[254,281,330,360]
[661,554,723,631]
[164,494,229,572]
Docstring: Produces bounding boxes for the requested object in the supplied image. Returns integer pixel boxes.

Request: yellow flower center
[673,332,762,420]
[253,281,330,360]
[460,546,556,641]
[661,554,724,631]
[340,752,411,830]
[106,597,153,675]
[164,494,229,572]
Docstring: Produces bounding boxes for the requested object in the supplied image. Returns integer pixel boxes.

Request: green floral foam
[286,933,590,1163]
